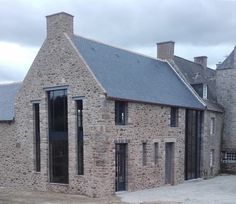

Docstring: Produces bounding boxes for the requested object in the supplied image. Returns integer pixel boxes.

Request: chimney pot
[46,12,74,38]
[156,41,175,60]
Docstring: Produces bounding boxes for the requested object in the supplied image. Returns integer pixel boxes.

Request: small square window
[115,101,127,125]
[170,107,178,127]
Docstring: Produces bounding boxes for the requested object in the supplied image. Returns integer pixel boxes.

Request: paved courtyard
[0,175,235,204]
[118,175,236,204]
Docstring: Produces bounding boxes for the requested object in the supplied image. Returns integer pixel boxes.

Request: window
[170,107,178,127]
[210,149,215,167]
[48,89,68,183]
[33,103,40,172]
[203,84,208,99]
[142,143,147,166]
[154,142,159,165]
[222,152,236,163]
[115,101,127,125]
[210,117,215,134]
[77,100,84,175]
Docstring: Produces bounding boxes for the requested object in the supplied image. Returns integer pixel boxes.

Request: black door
[115,144,127,191]
[165,142,174,184]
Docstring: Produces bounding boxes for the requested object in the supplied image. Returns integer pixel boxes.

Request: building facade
[0,12,234,197]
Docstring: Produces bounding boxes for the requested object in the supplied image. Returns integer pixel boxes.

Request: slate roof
[173,56,223,112]
[217,48,235,70]
[0,82,22,121]
[71,35,205,110]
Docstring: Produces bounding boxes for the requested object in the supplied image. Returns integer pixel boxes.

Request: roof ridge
[73,34,167,64]
[174,55,215,72]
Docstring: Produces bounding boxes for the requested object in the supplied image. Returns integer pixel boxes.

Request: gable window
[142,142,147,166]
[77,100,84,175]
[210,117,215,134]
[154,142,159,165]
[115,101,127,125]
[170,107,178,127]
[33,103,40,172]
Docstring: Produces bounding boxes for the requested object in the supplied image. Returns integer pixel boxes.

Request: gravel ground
[0,175,235,204]
[118,175,236,204]
[0,187,122,204]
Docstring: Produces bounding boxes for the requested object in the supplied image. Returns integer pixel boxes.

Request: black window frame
[76,100,84,175]
[170,107,179,127]
[33,103,41,172]
[115,101,127,125]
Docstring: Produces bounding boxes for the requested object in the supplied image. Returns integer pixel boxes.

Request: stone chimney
[156,41,175,60]
[46,12,74,38]
[194,56,207,70]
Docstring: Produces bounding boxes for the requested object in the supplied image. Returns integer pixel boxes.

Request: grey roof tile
[174,56,217,101]
[0,82,22,121]
[71,35,205,110]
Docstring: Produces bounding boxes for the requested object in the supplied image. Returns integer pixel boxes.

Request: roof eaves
[107,96,205,110]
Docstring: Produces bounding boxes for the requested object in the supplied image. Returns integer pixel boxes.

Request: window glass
[77,100,84,175]
[115,101,127,125]
[34,103,40,172]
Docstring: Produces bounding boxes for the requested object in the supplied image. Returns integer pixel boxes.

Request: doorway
[115,143,127,191]
[165,142,174,184]
[185,110,202,180]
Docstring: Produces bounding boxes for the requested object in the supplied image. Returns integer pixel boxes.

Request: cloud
[0,0,236,82]
[1,0,236,47]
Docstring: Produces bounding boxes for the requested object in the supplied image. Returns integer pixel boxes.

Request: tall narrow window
[210,149,215,167]
[48,89,68,184]
[170,107,178,127]
[154,142,159,165]
[77,100,84,175]
[142,142,147,166]
[34,103,40,172]
[115,101,127,125]
[210,117,215,134]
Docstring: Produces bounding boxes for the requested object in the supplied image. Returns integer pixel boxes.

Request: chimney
[156,41,175,60]
[46,12,74,38]
[194,56,208,70]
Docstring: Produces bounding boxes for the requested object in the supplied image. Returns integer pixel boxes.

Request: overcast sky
[0,0,236,83]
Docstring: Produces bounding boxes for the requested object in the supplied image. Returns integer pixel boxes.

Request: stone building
[0,12,234,197]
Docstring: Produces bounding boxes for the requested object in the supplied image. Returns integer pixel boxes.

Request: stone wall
[0,122,17,187]
[201,110,223,178]
[216,68,236,173]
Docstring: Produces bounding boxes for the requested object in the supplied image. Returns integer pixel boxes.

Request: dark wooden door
[165,142,174,184]
[115,144,127,191]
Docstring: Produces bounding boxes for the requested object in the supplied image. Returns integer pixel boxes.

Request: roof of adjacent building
[217,48,235,70]
[0,82,22,121]
[71,35,205,110]
[173,56,223,113]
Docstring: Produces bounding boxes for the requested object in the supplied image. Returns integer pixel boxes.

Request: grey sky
[0,0,236,83]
